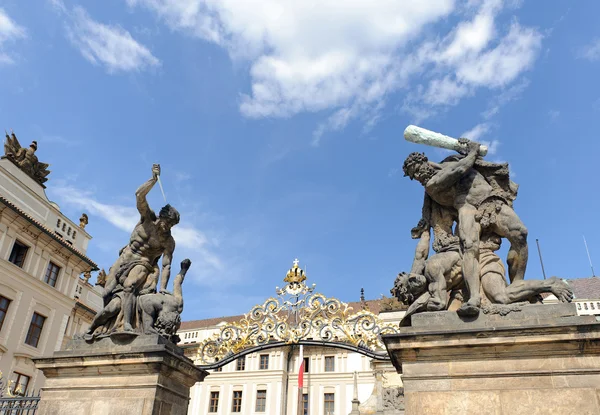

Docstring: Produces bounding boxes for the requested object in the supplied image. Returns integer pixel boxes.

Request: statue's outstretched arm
[426,142,479,191]
[135,165,159,220]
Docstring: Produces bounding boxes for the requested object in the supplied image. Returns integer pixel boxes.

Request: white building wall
[178,320,404,415]
[0,158,99,393]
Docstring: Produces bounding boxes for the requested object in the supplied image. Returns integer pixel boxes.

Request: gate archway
[194,259,400,370]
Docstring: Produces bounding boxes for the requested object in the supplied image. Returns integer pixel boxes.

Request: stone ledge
[409,303,584,330]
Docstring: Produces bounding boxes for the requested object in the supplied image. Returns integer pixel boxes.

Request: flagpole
[297,345,304,415]
[583,235,596,277]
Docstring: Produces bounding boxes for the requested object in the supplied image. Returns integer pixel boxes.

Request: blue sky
[2,0,600,320]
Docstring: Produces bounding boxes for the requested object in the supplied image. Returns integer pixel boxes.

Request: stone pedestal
[359,360,405,415]
[382,303,600,415]
[33,334,208,415]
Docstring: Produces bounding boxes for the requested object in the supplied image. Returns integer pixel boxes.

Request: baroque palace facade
[0,133,101,394]
[178,260,410,415]
[180,305,405,415]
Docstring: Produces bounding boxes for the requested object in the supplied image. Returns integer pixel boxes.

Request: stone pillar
[358,361,405,415]
[33,334,208,415]
[382,303,600,415]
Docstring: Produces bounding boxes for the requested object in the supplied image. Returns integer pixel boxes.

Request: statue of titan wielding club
[402,126,529,317]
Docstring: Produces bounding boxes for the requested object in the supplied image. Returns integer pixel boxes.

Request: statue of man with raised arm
[403,139,528,316]
[84,164,180,339]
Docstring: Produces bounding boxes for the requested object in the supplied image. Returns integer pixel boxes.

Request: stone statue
[402,132,528,316]
[83,164,181,341]
[79,213,89,229]
[95,269,107,287]
[138,259,190,343]
[3,131,51,187]
[393,126,571,323]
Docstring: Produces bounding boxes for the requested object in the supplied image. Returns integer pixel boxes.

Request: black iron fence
[0,392,40,415]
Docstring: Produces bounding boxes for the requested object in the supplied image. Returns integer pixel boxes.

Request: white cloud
[462,123,491,142]
[127,0,542,137]
[454,22,542,88]
[578,38,600,62]
[422,76,470,106]
[66,6,160,73]
[0,8,26,64]
[50,184,229,285]
[461,123,500,155]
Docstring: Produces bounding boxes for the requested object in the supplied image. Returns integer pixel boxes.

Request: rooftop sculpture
[3,130,51,187]
[392,126,573,325]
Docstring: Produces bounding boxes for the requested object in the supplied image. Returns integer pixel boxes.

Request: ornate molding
[196,259,399,365]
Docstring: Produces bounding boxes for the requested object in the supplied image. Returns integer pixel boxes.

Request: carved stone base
[359,360,405,415]
[33,334,208,415]
[382,304,600,415]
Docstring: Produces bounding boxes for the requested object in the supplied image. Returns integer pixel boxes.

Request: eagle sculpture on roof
[3,130,51,187]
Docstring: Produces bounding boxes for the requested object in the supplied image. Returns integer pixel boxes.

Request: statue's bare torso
[127,220,175,265]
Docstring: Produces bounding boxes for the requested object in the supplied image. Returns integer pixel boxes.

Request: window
[303,357,310,373]
[208,391,219,412]
[72,231,77,240]
[10,372,30,396]
[8,240,28,268]
[214,366,222,372]
[67,227,71,236]
[62,223,66,231]
[25,312,46,347]
[44,262,61,287]
[255,390,266,412]
[236,356,245,371]
[0,296,11,332]
[302,393,309,415]
[259,354,269,370]
[232,391,242,412]
[324,393,335,415]
[324,356,335,372]
[56,218,61,227]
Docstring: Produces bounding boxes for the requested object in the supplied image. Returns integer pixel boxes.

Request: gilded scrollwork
[196,259,399,364]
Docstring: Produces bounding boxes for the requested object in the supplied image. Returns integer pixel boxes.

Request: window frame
[8,240,29,268]
[208,391,219,413]
[302,393,309,415]
[0,295,11,332]
[303,357,309,373]
[232,390,243,412]
[324,392,335,415]
[43,261,61,288]
[324,356,335,372]
[25,312,46,348]
[259,354,269,370]
[11,372,30,396]
[236,356,246,371]
[255,389,267,412]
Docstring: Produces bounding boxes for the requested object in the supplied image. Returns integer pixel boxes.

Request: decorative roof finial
[360,288,365,302]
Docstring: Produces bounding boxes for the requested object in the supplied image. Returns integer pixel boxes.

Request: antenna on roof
[583,235,596,277]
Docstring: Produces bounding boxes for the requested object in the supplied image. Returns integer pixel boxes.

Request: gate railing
[0,392,40,415]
